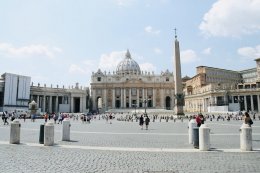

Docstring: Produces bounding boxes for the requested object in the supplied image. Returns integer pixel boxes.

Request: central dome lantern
[116,50,141,75]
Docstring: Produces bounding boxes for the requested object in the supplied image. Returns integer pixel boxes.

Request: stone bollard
[10,120,21,144]
[188,119,197,144]
[44,122,54,146]
[62,118,71,141]
[240,123,252,151]
[199,124,210,151]
[193,127,199,149]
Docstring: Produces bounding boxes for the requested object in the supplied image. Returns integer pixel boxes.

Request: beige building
[90,50,175,112]
[184,59,260,113]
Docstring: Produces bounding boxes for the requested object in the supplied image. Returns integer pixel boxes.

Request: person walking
[109,114,113,124]
[44,113,48,123]
[145,115,150,130]
[23,114,26,122]
[53,113,57,124]
[139,115,144,130]
[58,113,63,124]
[196,114,202,127]
[3,111,9,125]
[244,112,253,127]
[11,112,15,121]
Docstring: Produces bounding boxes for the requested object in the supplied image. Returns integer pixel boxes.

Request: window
[97,77,101,81]
[166,77,169,82]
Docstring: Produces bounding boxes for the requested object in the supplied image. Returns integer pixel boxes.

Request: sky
[1,0,260,88]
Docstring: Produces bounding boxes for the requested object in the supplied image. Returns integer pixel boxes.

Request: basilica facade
[90,50,175,112]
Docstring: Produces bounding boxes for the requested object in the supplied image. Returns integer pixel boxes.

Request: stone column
[68,96,71,112]
[49,96,52,113]
[153,88,156,108]
[70,96,74,113]
[124,89,126,108]
[160,89,164,108]
[80,96,83,112]
[42,95,46,113]
[244,96,247,111]
[112,89,115,108]
[129,88,132,108]
[37,95,40,108]
[104,89,107,110]
[231,96,234,103]
[209,96,213,106]
[214,97,217,105]
[56,96,59,113]
[121,88,123,108]
[251,95,254,111]
[137,88,139,108]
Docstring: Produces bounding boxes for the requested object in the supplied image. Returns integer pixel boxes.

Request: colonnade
[30,94,86,113]
[185,94,260,113]
[30,95,68,113]
[230,95,260,112]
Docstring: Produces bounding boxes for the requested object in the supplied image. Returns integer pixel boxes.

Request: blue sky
[1,0,260,88]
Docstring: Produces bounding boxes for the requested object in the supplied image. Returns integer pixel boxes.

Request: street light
[199,104,202,114]
[143,99,148,116]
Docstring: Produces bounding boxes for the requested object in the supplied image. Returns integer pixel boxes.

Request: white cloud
[98,51,125,72]
[199,0,260,37]
[140,62,157,72]
[202,48,211,55]
[144,26,161,35]
[68,51,125,75]
[237,45,260,59]
[69,50,158,76]
[180,50,199,63]
[154,48,162,54]
[0,42,62,59]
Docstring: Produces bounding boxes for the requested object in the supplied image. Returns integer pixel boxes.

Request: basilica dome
[116,50,141,75]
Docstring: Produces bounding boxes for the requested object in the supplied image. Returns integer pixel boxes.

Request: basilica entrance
[165,96,171,110]
[148,100,152,107]
[115,100,121,108]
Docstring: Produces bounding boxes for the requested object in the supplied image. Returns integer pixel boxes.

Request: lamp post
[144,99,148,116]
[199,104,202,114]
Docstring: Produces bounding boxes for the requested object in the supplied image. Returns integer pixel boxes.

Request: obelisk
[173,29,184,115]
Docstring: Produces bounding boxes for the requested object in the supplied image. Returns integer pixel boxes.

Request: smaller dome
[116,50,141,75]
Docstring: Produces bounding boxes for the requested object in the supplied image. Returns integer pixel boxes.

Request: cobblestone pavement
[0,118,260,172]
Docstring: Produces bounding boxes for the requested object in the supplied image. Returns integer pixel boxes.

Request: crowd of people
[1,110,257,130]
